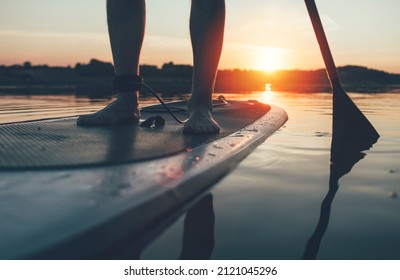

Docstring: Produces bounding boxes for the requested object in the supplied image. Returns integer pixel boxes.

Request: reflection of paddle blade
[303,87,379,260]
[302,178,338,260]
[303,120,377,260]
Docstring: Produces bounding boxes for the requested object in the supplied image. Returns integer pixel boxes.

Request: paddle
[304,0,379,160]
[302,112,371,260]
[302,0,380,259]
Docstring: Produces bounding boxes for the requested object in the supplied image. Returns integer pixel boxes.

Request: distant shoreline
[1,59,399,95]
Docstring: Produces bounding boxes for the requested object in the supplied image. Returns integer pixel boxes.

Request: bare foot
[77,93,140,126]
[183,106,220,134]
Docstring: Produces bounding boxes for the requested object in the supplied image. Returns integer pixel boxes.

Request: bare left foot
[183,106,220,134]
[77,92,140,126]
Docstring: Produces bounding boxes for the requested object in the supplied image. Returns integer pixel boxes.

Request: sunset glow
[253,50,282,72]
[259,84,276,105]
[0,0,399,72]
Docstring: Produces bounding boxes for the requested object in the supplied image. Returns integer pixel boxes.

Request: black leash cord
[141,82,188,124]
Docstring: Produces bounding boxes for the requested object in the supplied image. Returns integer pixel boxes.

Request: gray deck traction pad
[0,100,270,169]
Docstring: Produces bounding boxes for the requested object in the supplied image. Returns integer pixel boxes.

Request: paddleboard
[0,98,288,259]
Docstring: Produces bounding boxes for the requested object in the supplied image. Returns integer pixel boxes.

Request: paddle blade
[330,86,379,178]
[303,88,380,260]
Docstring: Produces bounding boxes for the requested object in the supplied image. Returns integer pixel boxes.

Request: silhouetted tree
[23,61,32,69]
[162,62,192,79]
[75,59,114,77]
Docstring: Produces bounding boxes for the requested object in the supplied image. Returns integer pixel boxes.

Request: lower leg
[77,0,145,126]
[183,0,225,133]
[108,0,145,76]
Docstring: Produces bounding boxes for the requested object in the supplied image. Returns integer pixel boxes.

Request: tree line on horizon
[1,59,399,93]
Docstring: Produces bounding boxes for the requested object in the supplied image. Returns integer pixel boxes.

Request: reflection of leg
[77,0,145,126]
[183,0,225,134]
[180,194,215,260]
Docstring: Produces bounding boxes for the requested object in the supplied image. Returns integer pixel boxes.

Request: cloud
[321,15,340,31]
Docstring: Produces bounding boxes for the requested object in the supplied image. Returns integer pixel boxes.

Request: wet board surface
[1,100,270,169]
[0,99,288,259]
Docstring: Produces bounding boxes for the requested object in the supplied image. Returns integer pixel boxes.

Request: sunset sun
[262,58,279,72]
[252,48,283,72]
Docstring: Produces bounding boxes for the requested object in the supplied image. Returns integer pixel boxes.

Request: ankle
[187,99,213,112]
[112,75,143,92]
[116,91,139,105]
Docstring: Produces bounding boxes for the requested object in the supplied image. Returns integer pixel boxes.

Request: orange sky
[0,0,399,73]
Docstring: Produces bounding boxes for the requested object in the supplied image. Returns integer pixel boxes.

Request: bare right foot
[182,106,220,134]
[77,92,140,126]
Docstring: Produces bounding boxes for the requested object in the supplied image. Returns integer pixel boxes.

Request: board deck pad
[0,100,287,259]
[0,100,270,169]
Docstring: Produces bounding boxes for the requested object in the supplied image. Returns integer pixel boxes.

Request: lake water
[0,90,399,259]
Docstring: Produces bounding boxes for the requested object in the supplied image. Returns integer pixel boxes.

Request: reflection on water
[142,91,400,260]
[0,94,111,124]
[180,193,215,260]
[0,93,190,124]
[1,91,399,259]
[302,89,379,259]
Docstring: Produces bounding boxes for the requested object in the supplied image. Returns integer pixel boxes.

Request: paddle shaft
[304,0,341,89]
[305,0,380,157]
